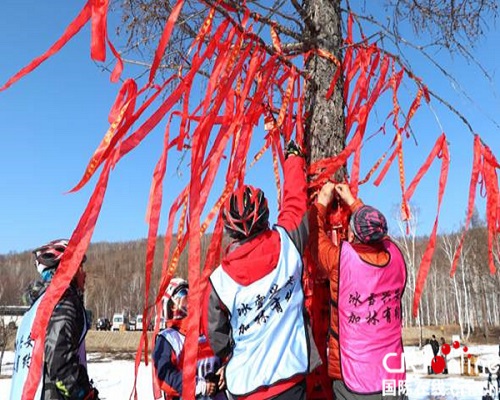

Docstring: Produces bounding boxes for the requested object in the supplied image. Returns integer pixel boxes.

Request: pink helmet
[32,239,87,274]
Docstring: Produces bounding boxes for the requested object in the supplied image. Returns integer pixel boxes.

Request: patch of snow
[1,345,499,399]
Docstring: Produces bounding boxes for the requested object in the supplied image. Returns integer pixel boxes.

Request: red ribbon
[22,148,116,399]
[480,144,499,274]
[7,2,498,398]
[107,35,123,82]
[0,2,92,91]
[451,135,483,276]
[405,134,450,317]
[148,0,185,83]
[90,0,108,62]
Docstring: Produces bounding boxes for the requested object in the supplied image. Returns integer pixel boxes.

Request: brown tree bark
[303,0,346,171]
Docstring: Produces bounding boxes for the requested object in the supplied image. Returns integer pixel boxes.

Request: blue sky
[0,1,499,254]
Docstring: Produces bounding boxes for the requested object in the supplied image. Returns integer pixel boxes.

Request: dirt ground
[402,324,500,346]
[4,325,500,353]
[84,325,500,352]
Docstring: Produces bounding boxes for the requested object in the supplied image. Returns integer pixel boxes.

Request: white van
[135,314,143,331]
[111,313,129,331]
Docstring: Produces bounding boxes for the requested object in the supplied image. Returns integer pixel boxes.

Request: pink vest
[338,240,406,394]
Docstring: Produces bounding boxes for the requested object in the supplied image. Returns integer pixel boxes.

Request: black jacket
[42,285,93,400]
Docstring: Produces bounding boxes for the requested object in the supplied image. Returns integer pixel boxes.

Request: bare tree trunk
[393,205,421,336]
[461,260,472,340]
[443,285,449,325]
[480,278,490,340]
[304,0,346,166]
[493,291,499,326]
[418,303,424,347]
[432,271,438,325]
[402,247,414,328]
[441,235,462,329]
[471,283,480,332]
[485,291,492,325]
[424,289,430,326]
[495,294,499,326]
[452,275,464,334]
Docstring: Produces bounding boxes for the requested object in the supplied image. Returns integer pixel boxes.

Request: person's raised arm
[308,182,362,273]
[277,140,308,254]
[308,182,339,275]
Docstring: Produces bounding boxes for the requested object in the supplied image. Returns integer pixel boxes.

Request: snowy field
[1,345,499,399]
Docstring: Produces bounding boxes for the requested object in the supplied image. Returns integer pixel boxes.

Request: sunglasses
[173,288,188,299]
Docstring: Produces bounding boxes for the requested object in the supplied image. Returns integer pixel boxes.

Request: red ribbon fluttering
[404,134,450,317]
[451,135,499,278]
[0,0,119,93]
[22,149,117,399]
[4,2,500,399]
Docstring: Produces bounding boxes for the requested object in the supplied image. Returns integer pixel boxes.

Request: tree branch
[206,0,304,42]
[290,0,317,34]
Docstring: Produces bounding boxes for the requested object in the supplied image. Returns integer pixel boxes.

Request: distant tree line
[1,217,498,339]
[392,208,500,341]
[0,235,219,323]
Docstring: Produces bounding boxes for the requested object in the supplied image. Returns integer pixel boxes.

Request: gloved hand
[205,372,218,385]
[285,140,305,159]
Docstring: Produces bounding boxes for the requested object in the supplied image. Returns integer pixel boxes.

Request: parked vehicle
[135,314,143,331]
[147,316,166,331]
[95,317,111,331]
[129,318,136,331]
[111,313,130,331]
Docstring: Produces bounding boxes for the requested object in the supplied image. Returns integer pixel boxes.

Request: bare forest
[1,218,498,339]
[391,211,500,340]
[0,235,219,321]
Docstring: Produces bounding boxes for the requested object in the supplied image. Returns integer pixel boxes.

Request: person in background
[309,182,407,400]
[10,239,98,400]
[439,336,448,374]
[204,140,321,400]
[153,278,227,400]
[430,335,440,359]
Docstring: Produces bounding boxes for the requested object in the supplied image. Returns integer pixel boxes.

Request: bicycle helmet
[221,185,269,240]
[165,278,189,320]
[33,239,87,274]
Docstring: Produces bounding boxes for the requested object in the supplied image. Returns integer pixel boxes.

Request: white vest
[210,226,308,396]
[158,329,225,400]
[10,295,44,400]
[10,292,88,400]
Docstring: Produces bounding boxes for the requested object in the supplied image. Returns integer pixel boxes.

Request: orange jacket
[308,200,390,379]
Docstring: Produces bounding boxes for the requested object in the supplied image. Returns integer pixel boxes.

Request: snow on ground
[1,352,155,399]
[1,345,499,399]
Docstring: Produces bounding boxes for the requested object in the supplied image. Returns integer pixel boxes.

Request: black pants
[271,380,306,400]
[230,380,306,400]
[333,380,408,400]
